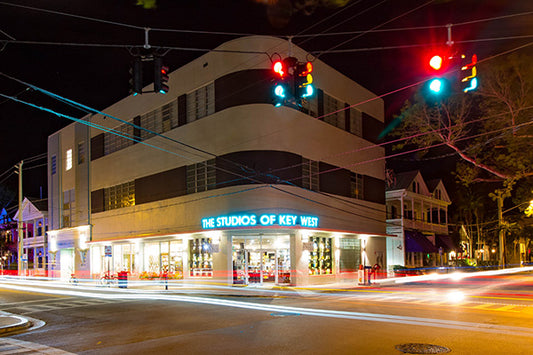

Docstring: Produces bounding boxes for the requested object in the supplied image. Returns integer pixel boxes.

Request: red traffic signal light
[429,55,443,70]
[273,60,286,78]
[154,57,169,94]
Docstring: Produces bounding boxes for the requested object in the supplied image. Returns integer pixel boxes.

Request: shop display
[309,236,332,275]
[189,237,213,277]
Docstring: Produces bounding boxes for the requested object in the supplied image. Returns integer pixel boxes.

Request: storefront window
[144,242,160,275]
[309,236,332,275]
[189,238,212,277]
[338,238,361,273]
[169,241,184,279]
[91,245,103,278]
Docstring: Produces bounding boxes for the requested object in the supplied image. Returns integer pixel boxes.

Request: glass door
[232,235,291,285]
[277,249,291,284]
[247,251,262,284]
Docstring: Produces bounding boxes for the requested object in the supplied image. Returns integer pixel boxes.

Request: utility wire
[3,34,532,55]
[316,0,436,58]
[4,36,528,220]
[3,1,530,40]
[0,171,14,185]
[296,0,388,47]
[294,11,533,38]
[293,0,363,38]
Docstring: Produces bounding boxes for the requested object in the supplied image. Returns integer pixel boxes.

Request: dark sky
[0,0,531,206]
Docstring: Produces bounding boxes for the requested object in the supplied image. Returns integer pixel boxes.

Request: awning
[405,231,438,253]
[435,234,455,252]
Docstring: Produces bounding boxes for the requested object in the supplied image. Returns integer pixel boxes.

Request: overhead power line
[316,0,437,58]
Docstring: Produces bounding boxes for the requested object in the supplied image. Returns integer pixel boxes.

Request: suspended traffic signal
[425,52,449,95]
[461,54,478,93]
[271,58,292,107]
[129,57,142,96]
[295,61,314,99]
[154,57,169,94]
[271,57,314,107]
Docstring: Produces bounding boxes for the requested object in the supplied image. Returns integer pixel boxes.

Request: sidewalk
[0,311,31,335]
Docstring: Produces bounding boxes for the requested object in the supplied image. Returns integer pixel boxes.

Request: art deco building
[48,36,390,285]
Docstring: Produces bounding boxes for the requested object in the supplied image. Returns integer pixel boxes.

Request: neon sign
[201,214,319,229]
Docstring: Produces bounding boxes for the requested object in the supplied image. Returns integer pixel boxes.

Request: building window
[62,189,75,228]
[412,181,420,193]
[301,158,319,191]
[338,238,361,273]
[51,155,57,175]
[300,95,318,117]
[350,172,364,199]
[140,110,157,141]
[186,83,215,123]
[104,122,134,156]
[78,142,85,165]
[161,100,178,132]
[349,107,363,137]
[323,93,345,130]
[189,237,212,277]
[309,236,332,275]
[65,149,73,171]
[104,181,135,211]
[186,160,216,194]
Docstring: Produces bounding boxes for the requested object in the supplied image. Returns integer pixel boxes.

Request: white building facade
[386,171,453,270]
[48,36,390,286]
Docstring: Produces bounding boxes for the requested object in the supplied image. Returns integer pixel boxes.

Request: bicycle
[69,273,79,286]
[99,272,117,287]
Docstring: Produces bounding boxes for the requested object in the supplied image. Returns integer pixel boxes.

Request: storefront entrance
[60,248,75,281]
[232,235,290,285]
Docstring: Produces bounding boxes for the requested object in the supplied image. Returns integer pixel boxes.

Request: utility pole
[497,192,505,269]
[16,161,23,275]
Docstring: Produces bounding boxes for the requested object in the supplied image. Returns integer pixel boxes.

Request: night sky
[0,0,531,208]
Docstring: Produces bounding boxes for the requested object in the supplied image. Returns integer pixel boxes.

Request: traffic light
[426,53,448,94]
[129,57,142,96]
[295,61,314,99]
[460,54,478,93]
[154,57,169,94]
[272,59,290,107]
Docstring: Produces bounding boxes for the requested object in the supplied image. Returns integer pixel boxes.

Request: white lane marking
[0,338,74,354]
[2,282,533,337]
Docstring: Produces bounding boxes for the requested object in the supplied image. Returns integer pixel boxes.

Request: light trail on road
[2,281,533,337]
[382,266,533,284]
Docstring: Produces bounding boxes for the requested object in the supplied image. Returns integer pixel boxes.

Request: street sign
[104,245,112,257]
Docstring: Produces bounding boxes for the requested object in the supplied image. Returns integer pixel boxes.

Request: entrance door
[60,248,75,281]
[232,235,291,285]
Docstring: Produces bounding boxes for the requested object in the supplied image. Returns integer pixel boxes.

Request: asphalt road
[1,274,532,354]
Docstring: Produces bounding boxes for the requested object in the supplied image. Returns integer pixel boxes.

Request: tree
[389,49,533,264]
[392,50,533,185]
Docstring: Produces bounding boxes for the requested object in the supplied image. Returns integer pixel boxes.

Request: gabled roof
[426,179,441,192]
[387,170,420,191]
[13,197,48,222]
[387,170,451,203]
[29,198,48,213]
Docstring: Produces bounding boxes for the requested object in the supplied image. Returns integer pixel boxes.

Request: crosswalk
[0,296,132,315]
[336,292,533,313]
[0,338,75,354]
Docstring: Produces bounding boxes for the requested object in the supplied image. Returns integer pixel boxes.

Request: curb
[0,314,32,335]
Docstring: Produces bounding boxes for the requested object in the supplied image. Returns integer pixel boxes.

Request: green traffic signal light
[429,78,443,93]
